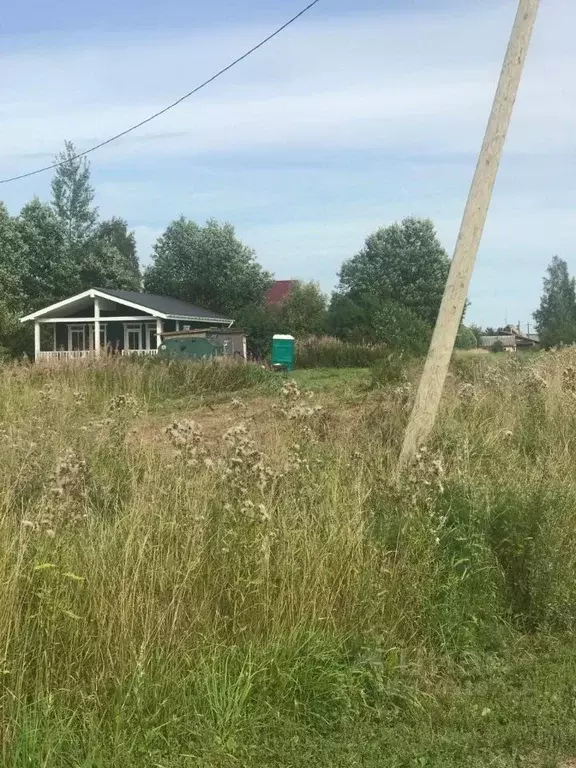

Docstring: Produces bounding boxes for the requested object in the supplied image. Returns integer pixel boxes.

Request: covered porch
[36,320,163,360]
[21,288,235,361]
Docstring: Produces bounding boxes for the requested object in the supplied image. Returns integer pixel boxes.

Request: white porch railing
[37,350,93,361]
[36,349,158,361]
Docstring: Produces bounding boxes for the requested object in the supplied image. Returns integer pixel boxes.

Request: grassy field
[2,353,576,766]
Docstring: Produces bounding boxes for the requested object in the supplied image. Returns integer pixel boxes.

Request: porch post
[94,295,101,356]
[156,318,163,349]
[53,324,57,351]
[34,321,40,359]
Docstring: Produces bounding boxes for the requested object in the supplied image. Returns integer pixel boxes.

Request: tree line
[1,140,568,357]
[0,143,141,356]
[533,256,576,349]
[0,142,457,358]
[464,257,576,350]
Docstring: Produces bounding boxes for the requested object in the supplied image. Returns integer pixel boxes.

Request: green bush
[0,303,33,359]
[369,353,407,388]
[373,300,432,355]
[450,354,486,383]
[491,339,505,353]
[456,326,477,350]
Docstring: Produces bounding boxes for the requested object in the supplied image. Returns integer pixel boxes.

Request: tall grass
[7,355,272,406]
[2,351,576,764]
[295,335,389,368]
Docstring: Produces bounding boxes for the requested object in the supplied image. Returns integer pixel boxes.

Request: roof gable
[20,289,233,324]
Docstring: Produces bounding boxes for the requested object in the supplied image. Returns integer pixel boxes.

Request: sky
[1,0,574,328]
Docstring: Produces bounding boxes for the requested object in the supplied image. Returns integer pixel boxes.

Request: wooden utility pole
[399,0,540,467]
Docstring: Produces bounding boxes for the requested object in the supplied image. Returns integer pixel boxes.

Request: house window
[89,324,108,350]
[126,324,142,351]
[146,324,157,350]
[69,324,86,351]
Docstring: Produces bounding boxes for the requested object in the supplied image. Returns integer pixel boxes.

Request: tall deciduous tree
[373,300,432,355]
[455,325,477,350]
[94,218,140,284]
[144,217,272,316]
[0,203,24,311]
[82,218,141,291]
[238,282,328,357]
[534,256,576,348]
[79,239,141,292]
[337,217,450,327]
[236,303,278,358]
[328,291,434,354]
[328,292,383,342]
[16,198,75,309]
[468,324,484,346]
[0,203,31,357]
[277,281,327,337]
[51,141,98,251]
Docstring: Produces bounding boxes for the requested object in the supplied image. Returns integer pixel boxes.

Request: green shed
[271,334,295,371]
[158,336,223,359]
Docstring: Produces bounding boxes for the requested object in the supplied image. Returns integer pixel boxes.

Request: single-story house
[479,324,540,352]
[479,334,517,352]
[20,288,234,361]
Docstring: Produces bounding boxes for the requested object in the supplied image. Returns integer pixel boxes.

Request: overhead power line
[0,0,321,185]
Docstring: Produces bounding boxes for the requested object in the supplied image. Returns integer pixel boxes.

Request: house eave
[166,314,234,325]
[20,289,95,322]
[20,288,168,323]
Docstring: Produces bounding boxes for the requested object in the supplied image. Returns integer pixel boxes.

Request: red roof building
[265,280,295,306]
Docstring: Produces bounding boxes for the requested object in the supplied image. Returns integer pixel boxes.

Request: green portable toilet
[271,334,295,371]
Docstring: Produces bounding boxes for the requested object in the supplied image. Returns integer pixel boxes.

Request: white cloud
[1,0,575,325]
[1,1,574,163]
[131,225,163,264]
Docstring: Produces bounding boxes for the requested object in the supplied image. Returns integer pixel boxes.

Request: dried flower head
[164,419,207,466]
[483,366,509,388]
[109,393,141,414]
[280,379,301,402]
[408,446,445,497]
[523,368,548,394]
[49,448,87,501]
[24,448,89,536]
[286,404,323,420]
[39,385,56,403]
[222,422,275,494]
[283,442,311,474]
[562,366,576,396]
[458,382,477,404]
[405,446,447,542]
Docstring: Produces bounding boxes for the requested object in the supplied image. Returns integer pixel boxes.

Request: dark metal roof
[265,280,295,305]
[98,289,232,322]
